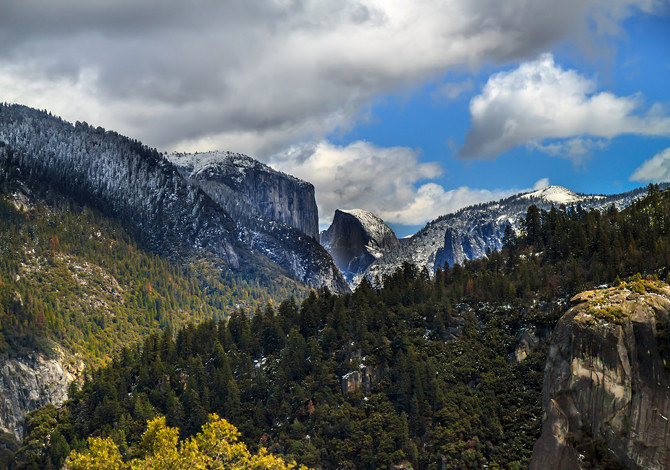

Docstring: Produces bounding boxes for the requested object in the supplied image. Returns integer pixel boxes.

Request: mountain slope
[0,184,308,439]
[16,184,670,469]
[321,209,398,283]
[0,104,346,292]
[361,185,661,286]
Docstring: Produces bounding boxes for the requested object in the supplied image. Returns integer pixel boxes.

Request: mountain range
[2,103,670,469]
[322,185,664,289]
[0,104,347,294]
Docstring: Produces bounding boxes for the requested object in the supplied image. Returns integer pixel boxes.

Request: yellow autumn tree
[64,414,306,470]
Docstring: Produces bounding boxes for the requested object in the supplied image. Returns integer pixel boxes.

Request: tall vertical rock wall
[0,348,83,440]
[321,209,399,284]
[530,282,670,469]
[168,151,319,239]
[167,151,348,293]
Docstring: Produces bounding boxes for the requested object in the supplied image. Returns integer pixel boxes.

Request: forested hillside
[15,274,550,469]
[13,185,669,469]
[0,190,304,367]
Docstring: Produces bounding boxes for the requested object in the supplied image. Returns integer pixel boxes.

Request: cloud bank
[0,0,660,157]
[631,147,670,183]
[459,53,670,160]
[272,141,543,226]
[0,0,663,228]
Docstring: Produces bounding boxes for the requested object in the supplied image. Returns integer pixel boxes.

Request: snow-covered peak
[166,150,306,185]
[339,209,393,239]
[167,151,259,175]
[520,186,581,205]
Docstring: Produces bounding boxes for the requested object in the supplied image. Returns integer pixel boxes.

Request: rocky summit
[321,209,399,284]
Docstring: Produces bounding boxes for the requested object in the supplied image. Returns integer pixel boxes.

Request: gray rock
[168,151,348,293]
[530,283,670,469]
[321,209,398,284]
[167,151,319,239]
[0,347,83,440]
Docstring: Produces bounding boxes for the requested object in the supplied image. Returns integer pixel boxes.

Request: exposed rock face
[341,364,383,394]
[168,151,319,239]
[511,325,551,363]
[168,151,348,293]
[0,348,83,440]
[530,281,670,469]
[321,209,398,283]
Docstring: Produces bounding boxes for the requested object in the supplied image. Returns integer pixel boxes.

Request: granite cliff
[168,151,348,293]
[0,347,83,439]
[321,209,399,284]
[530,280,670,469]
[167,151,319,239]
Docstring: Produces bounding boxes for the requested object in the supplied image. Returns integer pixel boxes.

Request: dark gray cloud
[0,0,661,158]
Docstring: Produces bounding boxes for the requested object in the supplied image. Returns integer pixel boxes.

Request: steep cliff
[167,151,319,239]
[0,347,83,439]
[321,209,399,283]
[530,280,670,469]
[168,151,348,293]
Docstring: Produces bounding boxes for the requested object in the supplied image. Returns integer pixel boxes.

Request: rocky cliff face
[530,281,670,469]
[168,151,348,293]
[0,348,83,440]
[168,151,319,239]
[321,209,398,283]
[341,365,383,395]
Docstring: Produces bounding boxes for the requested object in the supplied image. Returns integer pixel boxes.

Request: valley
[1,104,670,468]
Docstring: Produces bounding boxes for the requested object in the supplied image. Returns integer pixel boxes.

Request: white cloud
[0,0,662,158]
[459,53,670,160]
[529,137,609,164]
[533,178,550,190]
[630,147,670,182]
[271,140,541,227]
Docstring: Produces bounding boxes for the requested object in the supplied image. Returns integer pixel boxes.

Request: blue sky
[1,1,669,237]
[324,10,670,235]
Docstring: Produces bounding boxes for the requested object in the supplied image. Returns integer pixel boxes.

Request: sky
[1,1,669,237]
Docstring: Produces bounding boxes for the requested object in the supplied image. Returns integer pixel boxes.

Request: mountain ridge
[357,184,666,287]
[0,104,347,292]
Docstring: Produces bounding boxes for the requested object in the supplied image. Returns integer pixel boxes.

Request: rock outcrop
[0,348,83,440]
[341,364,384,395]
[530,280,670,469]
[510,325,551,363]
[321,209,398,283]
